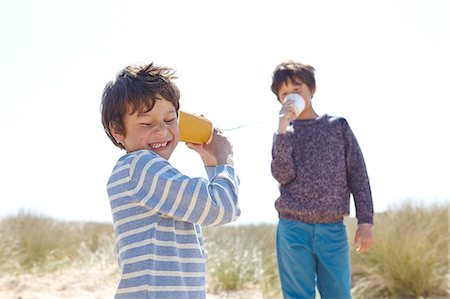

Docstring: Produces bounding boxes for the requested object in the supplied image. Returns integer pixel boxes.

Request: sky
[1,0,449,225]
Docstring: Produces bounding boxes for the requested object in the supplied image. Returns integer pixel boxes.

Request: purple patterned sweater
[271,114,373,224]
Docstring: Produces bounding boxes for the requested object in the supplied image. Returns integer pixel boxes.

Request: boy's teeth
[151,142,168,149]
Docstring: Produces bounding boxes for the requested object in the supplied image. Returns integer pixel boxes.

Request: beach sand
[0,265,265,299]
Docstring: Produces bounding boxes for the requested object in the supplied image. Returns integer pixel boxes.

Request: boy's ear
[109,123,125,144]
[310,86,317,97]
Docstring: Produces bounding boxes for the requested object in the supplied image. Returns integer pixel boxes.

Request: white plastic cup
[282,93,305,118]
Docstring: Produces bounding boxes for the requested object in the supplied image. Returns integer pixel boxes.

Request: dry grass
[348,202,449,298]
[0,210,115,274]
[203,224,281,298]
[1,201,448,298]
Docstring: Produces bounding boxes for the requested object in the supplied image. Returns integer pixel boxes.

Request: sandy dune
[0,265,265,299]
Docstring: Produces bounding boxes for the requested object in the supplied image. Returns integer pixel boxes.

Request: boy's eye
[140,118,176,126]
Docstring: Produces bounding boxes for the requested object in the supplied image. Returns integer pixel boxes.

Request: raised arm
[108,151,240,227]
[271,133,297,185]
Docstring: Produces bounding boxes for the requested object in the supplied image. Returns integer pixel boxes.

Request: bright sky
[1,0,449,225]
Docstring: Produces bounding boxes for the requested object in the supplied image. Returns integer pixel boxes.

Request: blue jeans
[276,219,351,299]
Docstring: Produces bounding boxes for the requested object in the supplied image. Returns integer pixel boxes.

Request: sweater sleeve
[271,132,297,185]
[342,119,374,224]
[108,151,240,227]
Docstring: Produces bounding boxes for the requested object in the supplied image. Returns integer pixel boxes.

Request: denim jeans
[276,219,351,299]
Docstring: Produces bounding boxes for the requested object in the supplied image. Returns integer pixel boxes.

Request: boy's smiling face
[112,97,180,160]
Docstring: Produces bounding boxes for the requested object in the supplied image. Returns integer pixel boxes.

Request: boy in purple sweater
[271,61,374,299]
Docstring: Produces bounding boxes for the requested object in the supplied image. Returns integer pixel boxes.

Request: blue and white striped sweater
[107,150,240,299]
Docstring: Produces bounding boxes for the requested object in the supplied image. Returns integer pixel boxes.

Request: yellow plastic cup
[178,111,214,144]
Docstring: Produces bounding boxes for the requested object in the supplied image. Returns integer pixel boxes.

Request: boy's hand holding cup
[180,111,233,166]
[278,93,305,134]
[280,93,305,119]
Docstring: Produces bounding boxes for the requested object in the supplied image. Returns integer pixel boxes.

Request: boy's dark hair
[271,60,316,100]
[101,63,180,149]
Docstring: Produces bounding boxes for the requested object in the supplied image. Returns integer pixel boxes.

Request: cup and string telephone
[179,93,305,144]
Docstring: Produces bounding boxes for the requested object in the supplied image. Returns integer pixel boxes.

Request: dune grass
[1,201,448,298]
[0,210,115,274]
[348,202,449,298]
[203,224,281,298]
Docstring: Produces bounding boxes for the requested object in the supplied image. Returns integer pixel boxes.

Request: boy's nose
[152,122,168,135]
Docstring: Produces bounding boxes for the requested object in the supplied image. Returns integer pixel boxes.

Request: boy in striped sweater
[100,63,240,299]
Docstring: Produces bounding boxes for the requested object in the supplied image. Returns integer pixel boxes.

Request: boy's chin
[151,147,176,160]
[148,140,179,160]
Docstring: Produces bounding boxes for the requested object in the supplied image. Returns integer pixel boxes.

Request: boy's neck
[297,108,319,120]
